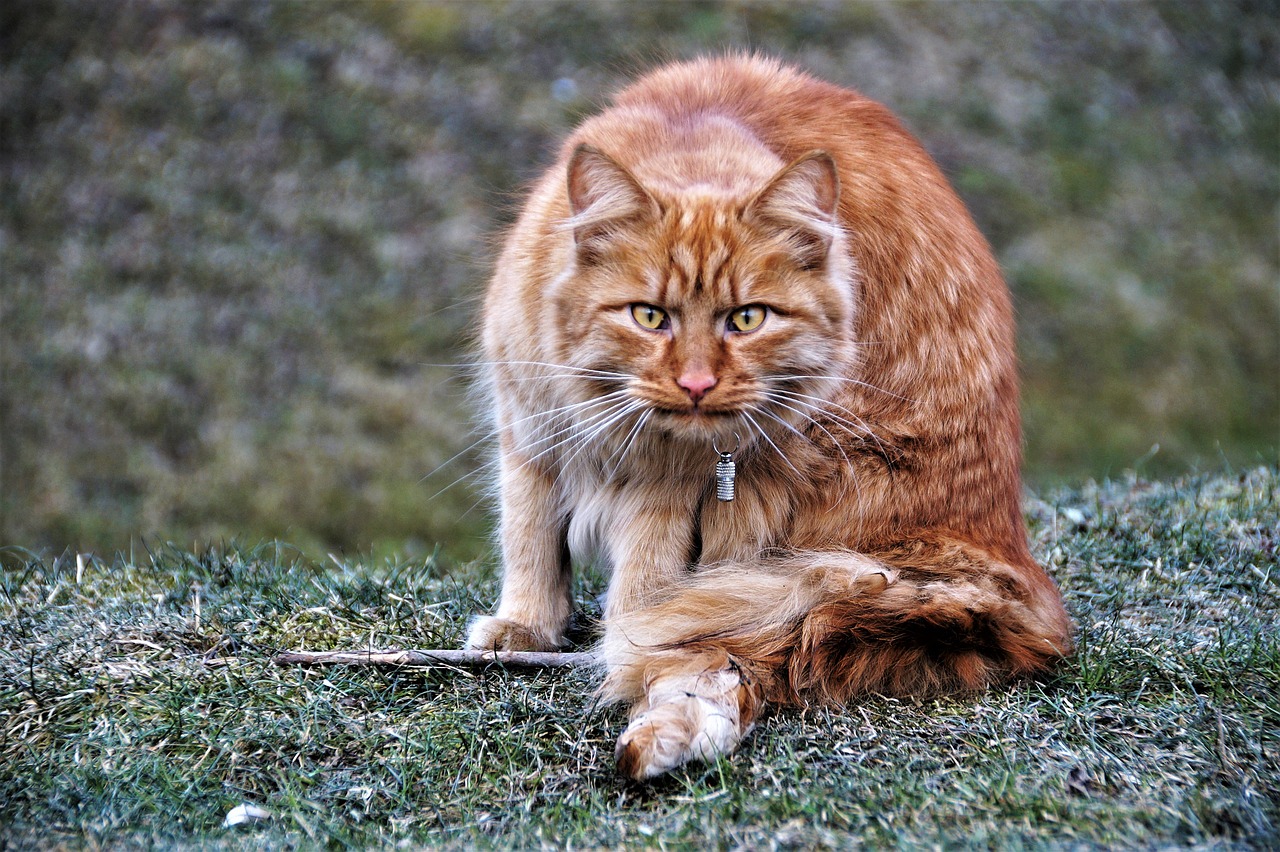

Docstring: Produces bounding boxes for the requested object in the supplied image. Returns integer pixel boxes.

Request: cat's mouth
[628,383,767,440]
[669,407,735,421]
[648,398,741,418]
[649,404,747,443]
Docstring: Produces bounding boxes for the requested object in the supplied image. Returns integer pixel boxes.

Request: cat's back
[581,55,921,171]
[610,54,815,118]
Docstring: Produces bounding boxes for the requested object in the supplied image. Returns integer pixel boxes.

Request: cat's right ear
[564,145,660,263]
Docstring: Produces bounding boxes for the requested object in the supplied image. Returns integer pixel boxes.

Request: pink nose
[676,371,718,403]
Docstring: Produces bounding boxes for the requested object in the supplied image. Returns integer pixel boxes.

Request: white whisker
[766,387,892,459]
[421,392,635,500]
[472,360,633,381]
[765,397,849,459]
[742,410,805,478]
[753,402,809,443]
[761,373,914,404]
[558,399,647,473]
[516,396,640,470]
[420,391,628,486]
[508,390,633,435]
[603,408,652,483]
[762,395,855,504]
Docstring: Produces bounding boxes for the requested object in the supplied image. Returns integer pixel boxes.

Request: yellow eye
[630,304,668,330]
[728,305,767,333]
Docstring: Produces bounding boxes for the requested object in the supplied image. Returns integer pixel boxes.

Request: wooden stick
[273,648,597,669]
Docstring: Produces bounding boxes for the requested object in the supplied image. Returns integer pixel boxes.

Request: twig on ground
[273,648,597,668]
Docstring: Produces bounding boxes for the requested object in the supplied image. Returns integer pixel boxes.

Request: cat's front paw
[464,615,561,652]
[614,668,753,780]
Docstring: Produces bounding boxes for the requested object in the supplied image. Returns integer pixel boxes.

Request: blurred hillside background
[2,0,1276,560]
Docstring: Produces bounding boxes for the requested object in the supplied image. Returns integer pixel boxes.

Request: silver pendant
[713,434,740,502]
[715,452,736,502]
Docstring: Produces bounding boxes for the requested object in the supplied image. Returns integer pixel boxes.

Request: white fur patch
[616,668,747,778]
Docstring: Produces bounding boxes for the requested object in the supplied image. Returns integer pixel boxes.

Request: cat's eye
[728,305,767,333]
[630,304,668,330]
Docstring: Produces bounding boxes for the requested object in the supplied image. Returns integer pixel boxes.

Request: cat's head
[550,144,858,445]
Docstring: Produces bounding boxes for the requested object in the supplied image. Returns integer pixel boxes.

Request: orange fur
[464,55,1072,779]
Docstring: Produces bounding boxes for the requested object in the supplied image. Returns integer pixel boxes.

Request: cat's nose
[676,371,718,403]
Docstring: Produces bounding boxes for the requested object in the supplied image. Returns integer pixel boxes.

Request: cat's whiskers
[762,396,855,465]
[419,391,632,501]
[474,359,633,382]
[414,361,627,489]
[520,394,641,466]
[602,408,653,484]
[740,410,805,479]
[556,398,649,475]
[437,396,644,524]
[419,378,628,475]
[520,390,633,436]
[765,387,892,459]
[762,389,879,524]
[749,402,809,444]
[455,396,642,507]
[467,374,609,387]
[761,373,915,404]
[758,394,856,505]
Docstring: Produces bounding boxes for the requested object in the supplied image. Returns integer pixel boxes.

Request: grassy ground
[1,468,1276,848]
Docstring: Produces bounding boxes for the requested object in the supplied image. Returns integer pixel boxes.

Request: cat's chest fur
[560,439,796,572]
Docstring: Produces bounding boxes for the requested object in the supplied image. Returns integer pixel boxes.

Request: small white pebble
[1062,507,1087,527]
[222,803,271,828]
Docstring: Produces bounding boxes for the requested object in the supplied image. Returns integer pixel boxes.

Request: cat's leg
[465,456,571,652]
[613,648,767,780]
[602,497,700,619]
[603,555,893,779]
[602,541,1069,779]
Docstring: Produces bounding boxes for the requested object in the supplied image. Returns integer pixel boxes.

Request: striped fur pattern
[464,56,1072,779]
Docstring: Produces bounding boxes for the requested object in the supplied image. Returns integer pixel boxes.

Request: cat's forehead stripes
[660,203,744,304]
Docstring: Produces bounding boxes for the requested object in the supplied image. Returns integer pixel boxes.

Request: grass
[1,468,1276,848]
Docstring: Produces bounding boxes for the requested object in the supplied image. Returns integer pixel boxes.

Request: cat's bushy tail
[600,538,1072,710]
[601,536,1071,777]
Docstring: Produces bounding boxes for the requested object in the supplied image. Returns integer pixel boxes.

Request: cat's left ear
[565,145,660,263]
[745,151,840,270]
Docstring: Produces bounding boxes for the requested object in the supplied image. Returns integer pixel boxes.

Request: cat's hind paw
[614,667,754,780]
[464,615,561,652]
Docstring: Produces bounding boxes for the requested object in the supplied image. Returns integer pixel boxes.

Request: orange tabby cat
[465,55,1072,779]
